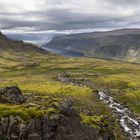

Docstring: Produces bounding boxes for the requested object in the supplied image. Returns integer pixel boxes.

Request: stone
[0,86,25,104]
[60,99,72,109]
[28,133,41,140]
[96,136,104,140]
[0,97,115,140]
[62,108,78,117]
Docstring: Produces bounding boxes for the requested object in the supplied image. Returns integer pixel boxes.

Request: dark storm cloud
[0,0,140,33]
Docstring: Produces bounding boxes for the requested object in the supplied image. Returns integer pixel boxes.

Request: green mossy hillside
[0,48,139,139]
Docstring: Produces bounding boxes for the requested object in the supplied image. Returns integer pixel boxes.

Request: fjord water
[42,47,84,57]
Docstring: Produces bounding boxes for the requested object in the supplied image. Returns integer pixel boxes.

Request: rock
[79,106,93,115]
[28,133,41,140]
[11,134,18,140]
[102,132,110,140]
[27,103,39,107]
[61,108,78,117]
[58,73,71,83]
[0,97,115,140]
[24,62,40,68]
[0,112,113,140]
[60,99,72,109]
[19,124,27,140]
[0,86,25,104]
[136,116,140,121]
[96,136,104,140]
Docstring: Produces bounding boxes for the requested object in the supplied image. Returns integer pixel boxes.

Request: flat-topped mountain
[43,28,140,62]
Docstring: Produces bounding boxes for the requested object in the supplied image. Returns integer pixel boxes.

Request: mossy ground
[0,104,58,120]
[80,113,104,128]
[0,49,139,139]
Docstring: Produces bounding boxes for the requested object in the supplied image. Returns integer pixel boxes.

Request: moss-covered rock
[0,86,25,104]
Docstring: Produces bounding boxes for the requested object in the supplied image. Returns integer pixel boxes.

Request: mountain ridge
[43,28,140,62]
[0,31,48,54]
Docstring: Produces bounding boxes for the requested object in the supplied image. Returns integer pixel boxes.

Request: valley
[43,28,140,63]
[1,0,140,139]
[0,31,140,139]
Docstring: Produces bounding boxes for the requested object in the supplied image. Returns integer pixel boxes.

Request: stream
[58,74,140,138]
[98,91,140,138]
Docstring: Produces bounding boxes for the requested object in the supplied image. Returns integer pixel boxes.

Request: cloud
[1,0,140,33]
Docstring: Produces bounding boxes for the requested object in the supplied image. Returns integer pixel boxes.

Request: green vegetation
[0,47,140,139]
[80,113,103,128]
[0,104,58,120]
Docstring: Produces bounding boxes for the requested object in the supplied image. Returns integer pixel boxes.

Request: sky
[0,0,140,34]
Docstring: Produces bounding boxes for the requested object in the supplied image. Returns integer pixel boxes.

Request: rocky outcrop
[0,85,115,140]
[0,99,113,140]
[0,86,25,104]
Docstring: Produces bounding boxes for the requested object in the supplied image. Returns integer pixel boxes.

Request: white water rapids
[98,91,140,138]
[58,74,140,138]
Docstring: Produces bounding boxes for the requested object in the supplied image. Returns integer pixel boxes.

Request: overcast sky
[1,0,140,33]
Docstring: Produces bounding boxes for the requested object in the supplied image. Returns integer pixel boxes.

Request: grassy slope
[0,47,140,139]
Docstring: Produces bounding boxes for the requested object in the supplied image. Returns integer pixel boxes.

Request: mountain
[1,30,140,139]
[0,31,47,53]
[6,32,56,46]
[43,28,140,62]
[0,31,11,40]
[0,31,123,139]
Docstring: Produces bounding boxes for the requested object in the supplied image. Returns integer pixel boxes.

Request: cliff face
[0,111,112,140]
[43,28,140,62]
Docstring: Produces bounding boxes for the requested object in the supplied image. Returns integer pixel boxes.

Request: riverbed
[98,91,140,138]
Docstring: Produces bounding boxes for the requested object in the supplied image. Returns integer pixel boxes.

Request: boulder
[28,133,41,140]
[0,86,25,104]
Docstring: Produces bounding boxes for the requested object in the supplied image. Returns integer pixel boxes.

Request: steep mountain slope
[0,31,10,40]
[43,28,140,62]
[0,31,47,53]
